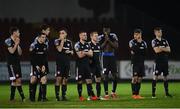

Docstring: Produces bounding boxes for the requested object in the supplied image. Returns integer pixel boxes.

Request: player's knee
[16,78,22,85]
[30,76,37,84]
[112,74,118,81]
[103,74,108,81]
[41,76,47,84]
[86,79,92,84]
[62,78,68,85]
[163,76,168,81]
[138,77,142,83]
[77,80,83,84]
[153,75,158,80]
[55,77,62,85]
[95,77,101,83]
[132,77,138,83]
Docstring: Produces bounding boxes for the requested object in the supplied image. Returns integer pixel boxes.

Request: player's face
[80,32,87,41]
[42,28,50,36]
[39,35,46,43]
[59,30,67,39]
[134,32,142,40]
[91,33,98,42]
[154,30,162,38]
[14,30,20,38]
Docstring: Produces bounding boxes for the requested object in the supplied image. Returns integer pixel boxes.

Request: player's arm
[129,40,138,54]
[160,46,171,52]
[101,39,108,49]
[7,38,20,54]
[65,41,74,55]
[107,34,118,49]
[160,40,171,53]
[56,39,64,52]
[74,43,86,58]
[152,40,162,53]
[83,49,93,57]
[17,45,22,55]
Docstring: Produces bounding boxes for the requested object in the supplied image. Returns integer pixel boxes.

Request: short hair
[79,31,86,35]
[90,31,98,37]
[38,32,46,37]
[40,24,50,31]
[134,29,142,34]
[59,27,68,33]
[9,27,19,35]
[154,27,162,31]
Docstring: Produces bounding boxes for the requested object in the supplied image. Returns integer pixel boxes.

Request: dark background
[0,0,179,61]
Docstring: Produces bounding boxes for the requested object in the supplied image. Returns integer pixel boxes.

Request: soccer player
[151,27,172,98]
[54,28,73,101]
[29,33,49,102]
[5,27,25,101]
[74,31,97,101]
[129,29,147,99]
[33,24,50,101]
[98,26,118,99]
[89,31,104,100]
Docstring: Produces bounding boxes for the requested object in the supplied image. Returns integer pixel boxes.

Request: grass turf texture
[0,82,179,108]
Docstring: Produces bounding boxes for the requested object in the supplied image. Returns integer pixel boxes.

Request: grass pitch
[0,82,180,108]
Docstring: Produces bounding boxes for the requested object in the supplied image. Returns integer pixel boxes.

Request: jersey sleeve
[151,39,157,48]
[5,38,12,48]
[54,39,59,46]
[74,42,80,52]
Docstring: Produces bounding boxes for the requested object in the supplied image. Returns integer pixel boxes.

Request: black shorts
[103,56,117,75]
[30,65,47,79]
[55,62,70,78]
[90,64,102,78]
[7,64,22,81]
[76,63,92,81]
[154,62,169,76]
[132,63,145,77]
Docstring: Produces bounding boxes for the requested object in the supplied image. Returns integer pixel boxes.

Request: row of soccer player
[4,24,172,102]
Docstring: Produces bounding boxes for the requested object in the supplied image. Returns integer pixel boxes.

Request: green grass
[0,82,180,108]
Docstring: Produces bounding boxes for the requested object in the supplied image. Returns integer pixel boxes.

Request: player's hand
[15,38,20,45]
[36,66,41,71]
[41,65,46,73]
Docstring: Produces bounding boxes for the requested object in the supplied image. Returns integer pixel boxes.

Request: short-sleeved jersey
[54,38,73,62]
[74,41,91,64]
[98,33,118,51]
[151,38,169,63]
[89,41,101,65]
[129,39,147,64]
[30,41,48,66]
[5,37,20,64]
[34,36,49,48]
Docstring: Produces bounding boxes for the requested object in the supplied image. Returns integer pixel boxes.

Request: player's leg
[152,63,160,98]
[102,56,109,97]
[55,76,62,101]
[163,63,172,97]
[8,65,17,101]
[61,77,68,100]
[95,76,101,99]
[109,56,118,98]
[29,75,38,101]
[85,78,97,100]
[55,64,63,101]
[131,75,138,99]
[136,63,145,98]
[14,65,25,101]
[40,65,48,101]
[16,77,25,101]
[76,67,85,101]
[40,75,47,101]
